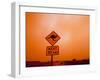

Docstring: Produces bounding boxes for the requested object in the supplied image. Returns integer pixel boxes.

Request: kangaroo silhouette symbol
[49,35,57,41]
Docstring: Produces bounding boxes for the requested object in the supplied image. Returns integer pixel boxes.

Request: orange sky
[26,12,89,62]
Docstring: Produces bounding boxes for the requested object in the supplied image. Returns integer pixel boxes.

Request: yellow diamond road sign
[45,31,61,46]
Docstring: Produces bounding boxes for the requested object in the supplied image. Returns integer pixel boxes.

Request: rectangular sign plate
[46,45,59,56]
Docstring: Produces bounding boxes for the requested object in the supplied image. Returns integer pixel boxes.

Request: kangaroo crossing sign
[45,31,60,65]
[45,31,61,46]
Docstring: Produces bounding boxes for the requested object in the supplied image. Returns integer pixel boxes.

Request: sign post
[51,54,53,66]
[45,31,61,66]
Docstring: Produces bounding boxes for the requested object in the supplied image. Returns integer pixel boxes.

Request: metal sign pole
[51,54,53,66]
